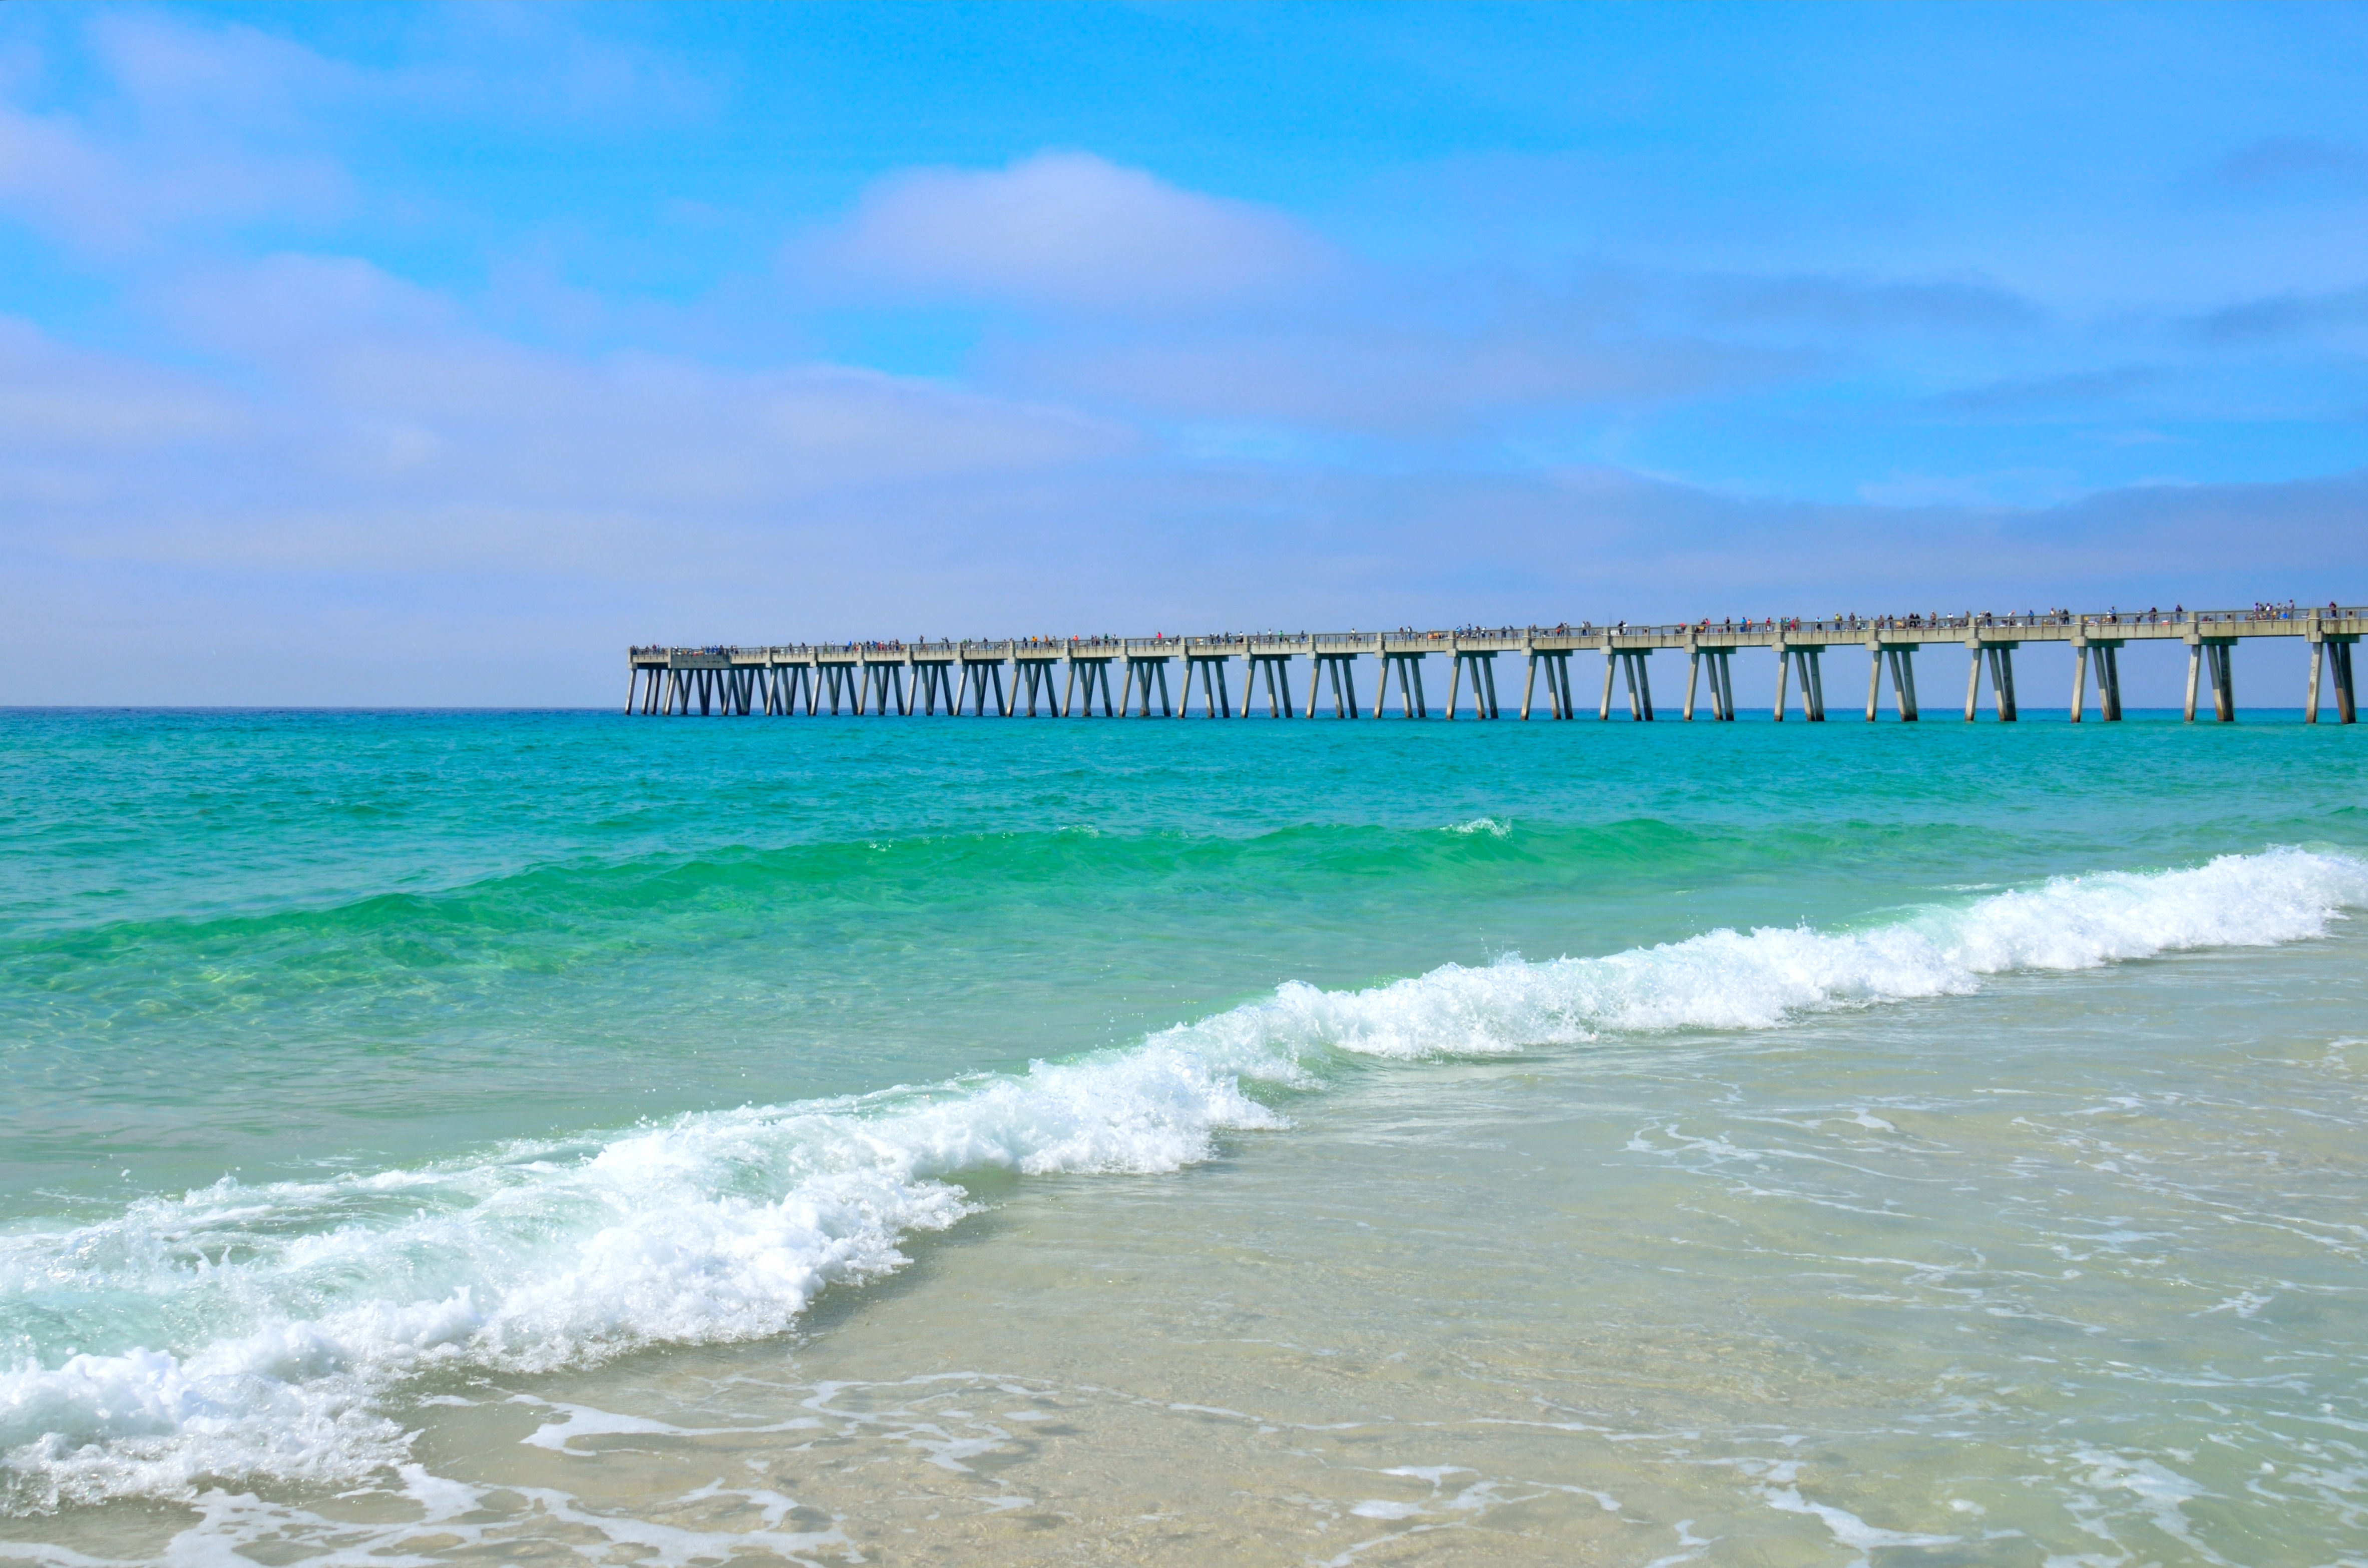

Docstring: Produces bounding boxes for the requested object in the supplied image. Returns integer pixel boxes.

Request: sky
[2,1,2363,704]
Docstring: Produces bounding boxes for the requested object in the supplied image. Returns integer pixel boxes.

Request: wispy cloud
[997,323,1800,438]
[2199,135,2368,194]
[2189,285,2368,344]
[0,315,248,448]
[0,15,349,254]
[800,151,1339,313]
[1922,365,2161,416]
[1699,273,2045,336]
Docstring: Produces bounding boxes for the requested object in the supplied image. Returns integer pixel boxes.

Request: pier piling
[2206,642,2235,722]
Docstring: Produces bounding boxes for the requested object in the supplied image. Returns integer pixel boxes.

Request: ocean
[2,705,2363,1565]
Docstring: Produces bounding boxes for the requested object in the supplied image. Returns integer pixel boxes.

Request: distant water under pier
[629,606,2364,725]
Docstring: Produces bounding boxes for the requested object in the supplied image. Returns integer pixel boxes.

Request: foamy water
[8,845,2360,1512]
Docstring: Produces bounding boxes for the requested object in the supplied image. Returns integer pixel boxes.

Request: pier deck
[628,607,2364,724]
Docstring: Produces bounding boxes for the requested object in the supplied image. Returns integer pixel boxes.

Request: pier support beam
[1309,654,1361,717]
[1126,656,1173,717]
[1600,652,1617,720]
[1793,648,1826,720]
[1883,647,1919,720]
[959,660,1005,717]
[2205,641,2235,721]
[2305,623,2358,725]
[1447,651,1499,719]
[1248,654,1296,716]
[2091,644,2123,721]
[1774,643,1790,722]
[1067,658,1117,717]
[1970,645,2018,721]
[862,662,904,717]
[1181,657,1227,718]
[1617,650,1654,720]
[1381,653,1425,717]
[1012,660,1060,716]
[1707,651,1735,720]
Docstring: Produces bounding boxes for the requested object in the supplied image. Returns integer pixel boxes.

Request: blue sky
[1,2,2362,701]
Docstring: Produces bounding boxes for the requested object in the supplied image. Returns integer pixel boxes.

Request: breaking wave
[5,847,2361,1511]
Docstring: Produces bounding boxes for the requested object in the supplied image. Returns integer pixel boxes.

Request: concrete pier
[628,607,2366,725]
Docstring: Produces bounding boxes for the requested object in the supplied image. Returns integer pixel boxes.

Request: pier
[628,607,2363,724]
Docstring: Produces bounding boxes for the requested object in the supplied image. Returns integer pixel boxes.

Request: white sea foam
[1443,816,1511,837]
[4,847,2361,1510]
[1160,845,2368,1057]
[0,1040,1289,1509]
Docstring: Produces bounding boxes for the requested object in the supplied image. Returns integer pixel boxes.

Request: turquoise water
[4,706,2365,1564]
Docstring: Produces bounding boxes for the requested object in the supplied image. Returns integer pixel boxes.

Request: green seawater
[3,707,2365,1565]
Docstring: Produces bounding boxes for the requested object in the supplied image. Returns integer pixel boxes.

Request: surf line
[4,847,2363,1510]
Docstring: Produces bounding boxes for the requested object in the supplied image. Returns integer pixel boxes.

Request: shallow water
[3,707,2364,1564]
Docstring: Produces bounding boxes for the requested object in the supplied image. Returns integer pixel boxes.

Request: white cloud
[998,323,1799,436]
[0,20,347,255]
[804,150,1337,311]
[16,254,1136,555]
[0,9,700,258]
[0,315,247,448]
[85,10,351,129]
